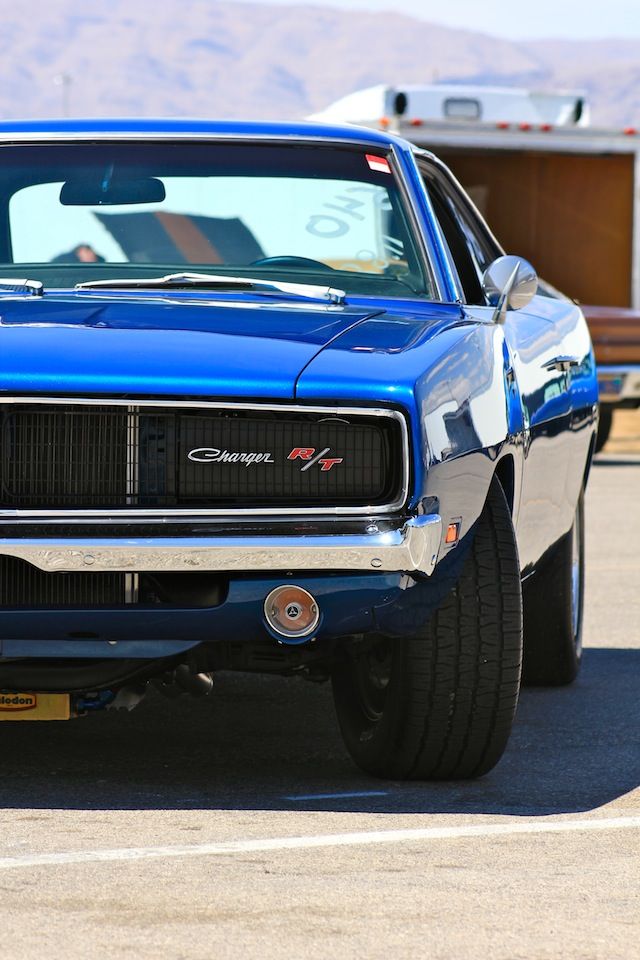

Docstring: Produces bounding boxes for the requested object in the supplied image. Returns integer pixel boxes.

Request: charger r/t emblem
[288,447,344,472]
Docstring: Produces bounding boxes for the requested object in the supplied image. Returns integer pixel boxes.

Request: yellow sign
[0,693,71,721]
[0,693,37,711]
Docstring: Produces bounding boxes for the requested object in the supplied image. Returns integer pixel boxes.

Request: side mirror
[482,255,538,324]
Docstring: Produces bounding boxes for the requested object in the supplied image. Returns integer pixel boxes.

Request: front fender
[418,321,524,560]
[296,310,524,566]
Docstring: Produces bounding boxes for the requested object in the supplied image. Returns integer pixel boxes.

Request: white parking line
[0,816,638,871]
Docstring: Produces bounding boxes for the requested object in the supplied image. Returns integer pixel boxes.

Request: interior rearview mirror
[60,177,166,206]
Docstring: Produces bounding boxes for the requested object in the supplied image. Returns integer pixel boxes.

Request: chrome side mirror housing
[482,255,538,323]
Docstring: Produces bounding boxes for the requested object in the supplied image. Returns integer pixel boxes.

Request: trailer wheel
[521,492,584,686]
[595,407,613,453]
[331,478,522,780]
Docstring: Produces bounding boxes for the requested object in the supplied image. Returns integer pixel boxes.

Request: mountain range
[2,0,638,127]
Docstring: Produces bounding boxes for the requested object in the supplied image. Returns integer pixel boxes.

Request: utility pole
[53,73,72,117]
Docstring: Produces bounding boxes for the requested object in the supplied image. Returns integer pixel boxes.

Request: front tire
[331,478,523,780]
[521,492,584,686]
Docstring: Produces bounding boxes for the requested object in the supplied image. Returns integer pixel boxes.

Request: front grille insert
[0,557,227,608]
[0,555,126,607]
[0,403,405,512]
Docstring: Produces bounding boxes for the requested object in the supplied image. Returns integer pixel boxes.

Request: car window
[419,161,500,304]
[11,178,398,271]
[1,141,436,299]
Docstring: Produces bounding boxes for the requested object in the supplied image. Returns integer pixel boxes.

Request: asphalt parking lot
[1,416,639,960]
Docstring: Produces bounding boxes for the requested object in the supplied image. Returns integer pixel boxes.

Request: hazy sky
[235,0,640,40]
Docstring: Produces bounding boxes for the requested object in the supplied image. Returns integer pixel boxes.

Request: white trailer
[314,84,640,447]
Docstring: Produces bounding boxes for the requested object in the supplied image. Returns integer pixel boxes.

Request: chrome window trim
[0,397,410,519]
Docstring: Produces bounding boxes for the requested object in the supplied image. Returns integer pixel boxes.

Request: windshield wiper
[0,278,43,296]
[75,272,346,305]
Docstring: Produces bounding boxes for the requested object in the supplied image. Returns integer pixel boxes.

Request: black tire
[521,492,584,686]
[595,406,613,453]
[331,478,523,780]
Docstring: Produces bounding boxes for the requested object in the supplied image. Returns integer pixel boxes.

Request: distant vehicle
[0,119,596,779]
[315,83,640,450]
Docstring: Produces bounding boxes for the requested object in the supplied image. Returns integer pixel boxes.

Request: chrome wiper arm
[75,272,346,304]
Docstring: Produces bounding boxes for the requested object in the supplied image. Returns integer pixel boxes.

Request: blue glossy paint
[0,293,381,399]
[0,119,599,684]
[0,573,407,653]
[0,117,403,146]
[1,638,200,659]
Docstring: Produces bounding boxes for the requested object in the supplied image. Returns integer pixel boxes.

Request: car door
[416,156,576,572]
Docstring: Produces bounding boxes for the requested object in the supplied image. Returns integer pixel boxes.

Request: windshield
[0,140,434,298]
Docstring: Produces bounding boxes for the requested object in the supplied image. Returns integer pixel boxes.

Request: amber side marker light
[264,585,320,641]
[445,522,461,545]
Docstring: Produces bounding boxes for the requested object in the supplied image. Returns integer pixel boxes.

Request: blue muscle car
[0,119,597,778]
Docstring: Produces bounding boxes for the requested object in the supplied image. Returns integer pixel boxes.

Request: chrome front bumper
[0,515,442,577]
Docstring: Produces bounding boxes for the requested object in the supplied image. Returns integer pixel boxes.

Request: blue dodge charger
[0,119,597,778]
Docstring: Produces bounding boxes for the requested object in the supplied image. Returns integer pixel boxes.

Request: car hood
[0,292,385,399]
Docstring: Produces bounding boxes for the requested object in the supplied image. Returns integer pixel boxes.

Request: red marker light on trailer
[366,154,391,174]
[496,121,510,129]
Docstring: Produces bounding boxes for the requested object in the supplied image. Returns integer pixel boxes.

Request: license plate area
[0,692,71,720]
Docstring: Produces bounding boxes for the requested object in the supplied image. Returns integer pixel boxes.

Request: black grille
[0,557,226,608]
[0,404,404,510]
[0,555,125,607]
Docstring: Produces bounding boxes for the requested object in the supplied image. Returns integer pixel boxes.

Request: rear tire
[521,492,584,686]
[595,407,613,453]
[331,478,523,780]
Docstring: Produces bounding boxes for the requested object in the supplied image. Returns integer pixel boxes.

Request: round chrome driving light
[264,585,320,641]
